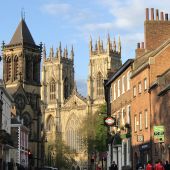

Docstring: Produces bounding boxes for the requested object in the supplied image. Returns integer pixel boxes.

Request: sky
[0,0,170,96]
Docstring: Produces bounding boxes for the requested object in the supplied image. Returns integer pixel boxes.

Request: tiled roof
[9,19,35,45]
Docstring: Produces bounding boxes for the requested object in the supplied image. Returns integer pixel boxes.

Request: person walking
[110,161,118,170]
[164,161,170,170]
[154,160,165,170]
[146,161,153,170]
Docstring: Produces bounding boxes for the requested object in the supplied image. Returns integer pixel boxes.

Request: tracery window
[14,56,18,81]
[50,80,56,101]
[6,57,12,81]
[96,72,103,97]
[66,114,82,152]
[46,115,54,132]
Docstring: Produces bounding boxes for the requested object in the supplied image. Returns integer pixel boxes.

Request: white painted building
[0,80,14,170]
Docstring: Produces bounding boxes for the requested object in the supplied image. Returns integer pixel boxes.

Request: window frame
[144,78,147,91]
[138,82,142,94]
[139,112,142,130]
[133,86,136,97]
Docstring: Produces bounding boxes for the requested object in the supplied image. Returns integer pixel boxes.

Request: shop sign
[154,126,164,143]
[137,135,144,142]
[139,143,151,151]
[104,117,116,126]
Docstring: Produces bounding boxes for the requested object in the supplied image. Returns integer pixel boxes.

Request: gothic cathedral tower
[87,35,122,105]
[2,19,42,168]
[41,44,74,151]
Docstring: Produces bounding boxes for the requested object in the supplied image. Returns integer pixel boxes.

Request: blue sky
[0,0,170,96]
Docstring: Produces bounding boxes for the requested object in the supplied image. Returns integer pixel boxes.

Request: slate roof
[9,19,35,45]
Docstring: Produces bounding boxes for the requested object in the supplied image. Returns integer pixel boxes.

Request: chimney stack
[151,8,154,20]
[146,8,149,20]
[165,13,168,21]
[141,42,144,49]
[156,9,159,20]
[161,12,164,21]
[137,43,140,49]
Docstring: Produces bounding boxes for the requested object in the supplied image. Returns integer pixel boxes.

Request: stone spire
[97,36,101,52]
[49,47,54,59]
[58,42,62,58]
[107,33,111,53]
[118,36,121,54]
[113,37,116,52]
[89,36,93,53]
[70,45,74,61]
[63,46,68,58]
[43,44,46,61]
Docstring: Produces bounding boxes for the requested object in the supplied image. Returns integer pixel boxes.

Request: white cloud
[41,3,71,16]
[82,22,114,32]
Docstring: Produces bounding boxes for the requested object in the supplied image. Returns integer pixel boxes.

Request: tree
[46,132,76,169]
[80,104,108,155]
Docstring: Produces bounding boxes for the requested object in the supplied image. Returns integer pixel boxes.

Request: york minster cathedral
[1,18,122,169]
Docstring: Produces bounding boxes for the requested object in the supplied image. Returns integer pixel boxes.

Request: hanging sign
[104,117,116,126]
[154,126,164,143]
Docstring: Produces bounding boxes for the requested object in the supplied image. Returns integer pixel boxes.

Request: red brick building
[131,8,170,168]
[149,69,170,162]
[105,59,133,170]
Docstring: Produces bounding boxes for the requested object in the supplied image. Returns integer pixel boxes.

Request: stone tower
[2,18,42,168]
[41,43,74,107]
[87,35,122,104]
[41,44,74,159]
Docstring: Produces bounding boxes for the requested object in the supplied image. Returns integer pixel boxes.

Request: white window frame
[133,86,136,97]
[144,78,147,91]
[127,105,131,124]
[138,82,142,94]
[122,108,125,125]
[118,79,120,97]
[139,112,142,130]
[122,75,125,94]
[127,71,131,90]
[145,110,148,128]
[134,115,137,132]
[113,83,116,100]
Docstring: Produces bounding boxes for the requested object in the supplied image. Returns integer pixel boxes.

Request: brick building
[149,69,170,162]
[105,59,133,170]
[131,8,170,168]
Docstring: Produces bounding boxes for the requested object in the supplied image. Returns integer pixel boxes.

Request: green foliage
[46,133,76,169]
[80,104,108,153]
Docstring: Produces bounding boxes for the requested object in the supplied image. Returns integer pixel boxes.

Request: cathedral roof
[9,19,35,45]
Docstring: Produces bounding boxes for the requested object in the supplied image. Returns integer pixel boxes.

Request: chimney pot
[151,8,154,20]
[146,8,149,20]
[141,42,144,49]
[161,12,164,21]
[156,9,159,20]
[137,43,140,49]
[165,13,168,21]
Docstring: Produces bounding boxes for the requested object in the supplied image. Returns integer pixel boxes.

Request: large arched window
[96,72,104,96]
[46,115,54,132]
[14,56,18,81]
[6,57,12,81]
[64,77,69,100]
[66,114,82,152]
[50,80,56,101]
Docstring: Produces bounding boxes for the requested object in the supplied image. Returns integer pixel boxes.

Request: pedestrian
[145,161,153,170]
[154,160,165,170]
[164,160,170,170]
[136,162,144,170]
[110,161,118,170]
